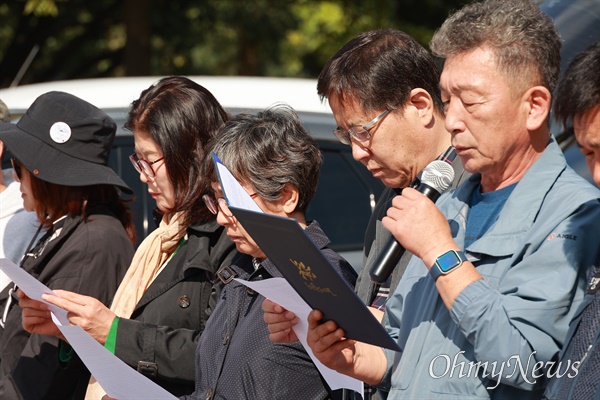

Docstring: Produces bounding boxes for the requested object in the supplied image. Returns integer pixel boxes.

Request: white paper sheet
[0,258,68,323]
[0,258,177,400]
[1,270,13,292]
[234,277,364,394]
[51,314,176,400]
[213,153,263,213]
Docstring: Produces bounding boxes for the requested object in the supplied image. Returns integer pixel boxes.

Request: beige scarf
[85,211,187,399]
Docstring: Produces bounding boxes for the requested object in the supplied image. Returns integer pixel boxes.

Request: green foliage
[24,0,59,17]
[0,0,476,88]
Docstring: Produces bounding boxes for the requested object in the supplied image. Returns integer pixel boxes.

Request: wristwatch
[430,249,467,281]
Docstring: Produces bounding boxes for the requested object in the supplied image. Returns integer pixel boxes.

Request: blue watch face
[437,251,461,272]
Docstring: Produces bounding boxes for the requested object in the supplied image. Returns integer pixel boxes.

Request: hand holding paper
[0,258,176,400]
[236,277,364,394]
[39,290,116,345]
[262,298,300,343]
[18,289,65,339]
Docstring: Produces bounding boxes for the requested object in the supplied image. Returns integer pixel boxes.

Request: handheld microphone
[369,159,455,284]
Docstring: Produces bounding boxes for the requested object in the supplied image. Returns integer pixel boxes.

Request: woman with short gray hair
[185,104,357,400]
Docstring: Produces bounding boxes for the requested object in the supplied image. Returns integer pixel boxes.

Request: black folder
[230,206,401,351]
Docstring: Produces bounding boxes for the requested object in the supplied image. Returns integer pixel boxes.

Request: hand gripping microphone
[369,159,456,284]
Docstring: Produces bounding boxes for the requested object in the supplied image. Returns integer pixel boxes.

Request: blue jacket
[379,138,600,399]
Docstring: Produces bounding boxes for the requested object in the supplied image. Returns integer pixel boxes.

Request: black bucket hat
[0,91,132,194]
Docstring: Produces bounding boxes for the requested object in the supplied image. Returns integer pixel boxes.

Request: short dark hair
[430,0,561,94]
[126,76,230,225]
[317,29,444,115]
[554,41,600,128]
[206,104,322,214]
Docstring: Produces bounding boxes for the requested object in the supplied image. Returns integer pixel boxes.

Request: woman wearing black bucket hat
[0,91,136,399]
[18,77,238,398]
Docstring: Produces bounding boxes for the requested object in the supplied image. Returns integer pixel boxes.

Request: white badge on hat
[49,121,71,143]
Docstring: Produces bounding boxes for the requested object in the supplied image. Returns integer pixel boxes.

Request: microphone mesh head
[420,160,455,192]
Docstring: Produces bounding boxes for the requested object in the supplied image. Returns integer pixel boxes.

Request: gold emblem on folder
[291,259,316,281]
[290,259,337,296]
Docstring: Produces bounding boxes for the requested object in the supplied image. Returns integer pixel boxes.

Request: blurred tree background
[0,0,475,88]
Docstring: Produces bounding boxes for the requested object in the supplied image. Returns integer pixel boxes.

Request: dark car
[0,76,385,271]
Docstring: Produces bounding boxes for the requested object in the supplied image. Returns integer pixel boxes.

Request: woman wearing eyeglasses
[0,91,135,399]
[178,105,357,400]
[18,76,237,398]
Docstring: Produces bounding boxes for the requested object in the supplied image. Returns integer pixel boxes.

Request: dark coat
[0,206,134,400]
[114,219,237,397]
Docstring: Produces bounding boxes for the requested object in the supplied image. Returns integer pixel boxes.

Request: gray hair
[430,0,561,93]
[206,104,322,213]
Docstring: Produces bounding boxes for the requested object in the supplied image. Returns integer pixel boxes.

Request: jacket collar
[180,219,225,272]
[132,219,230,311]
[187,218,221,235]
[24,213,83,275]
[443,137,566,257]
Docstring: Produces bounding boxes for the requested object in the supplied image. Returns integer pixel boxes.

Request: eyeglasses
[10,158,22,180]
[202,193,258,219]
[203,195,233,218]
[333,108,394,145]
[129,153,165,179]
